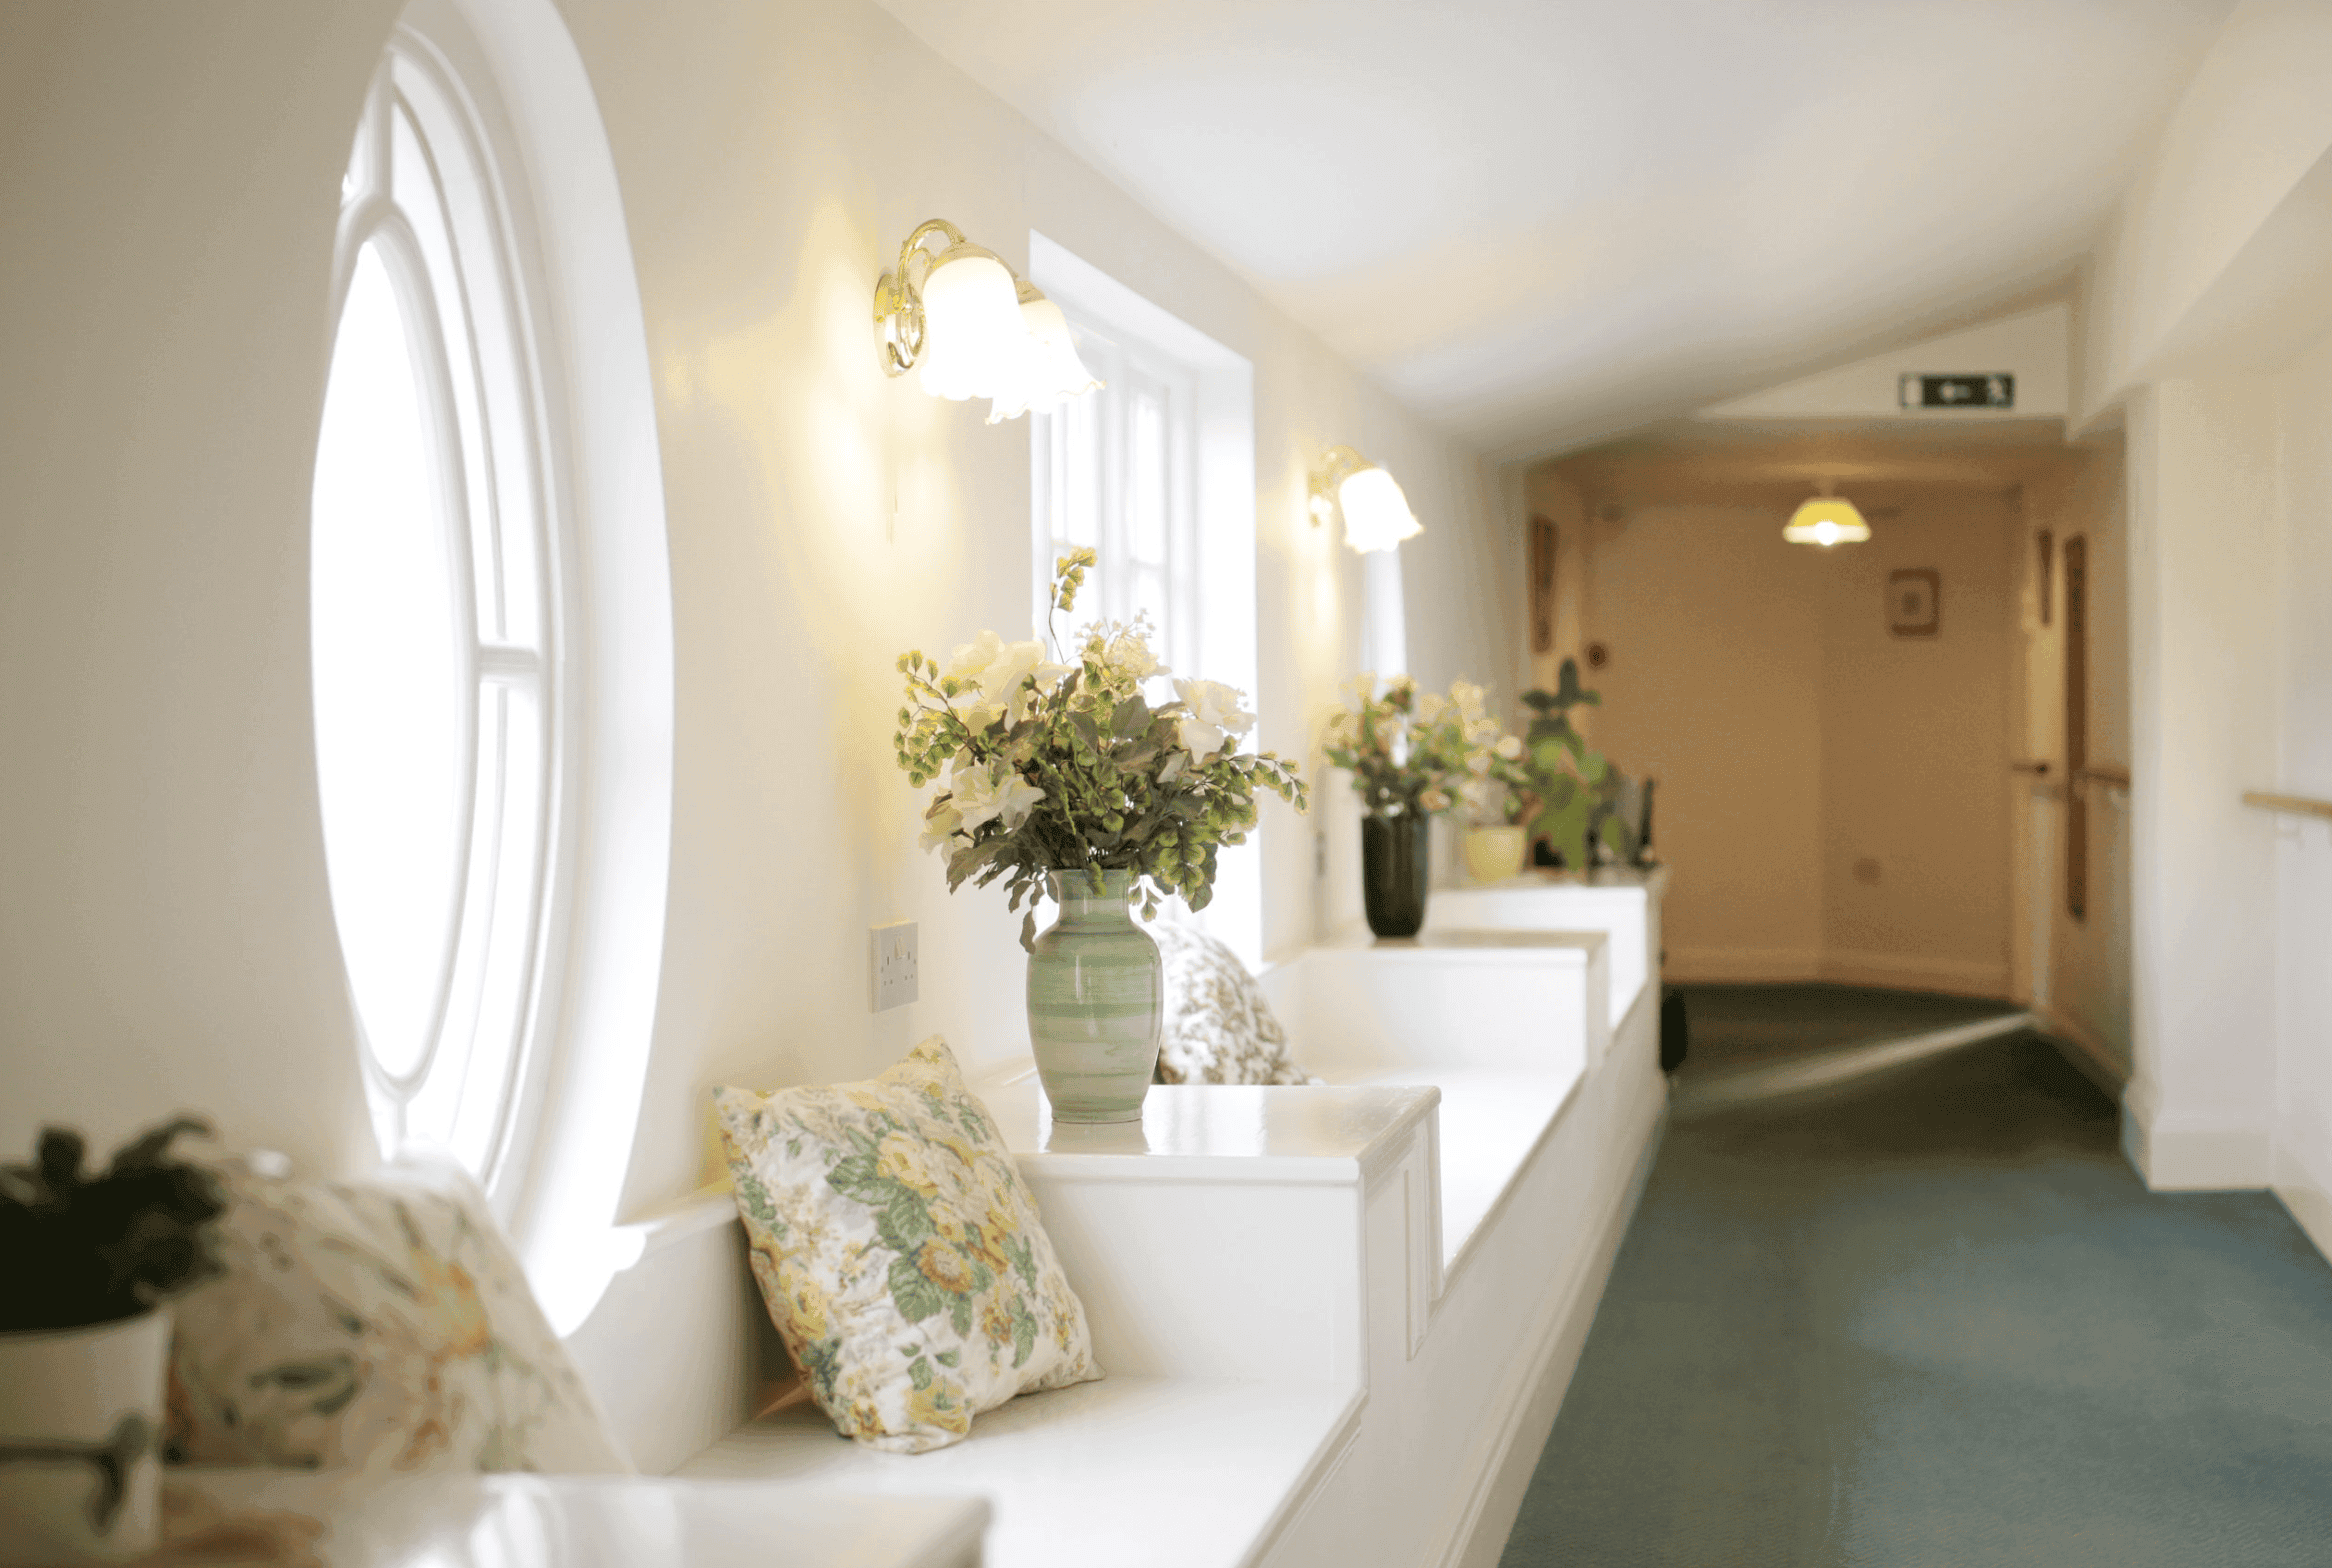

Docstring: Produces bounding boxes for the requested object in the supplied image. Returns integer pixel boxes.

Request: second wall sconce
[874,219,1101,424]
[1309,445,1423,553]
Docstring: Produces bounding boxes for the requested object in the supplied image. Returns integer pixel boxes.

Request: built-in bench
[567,876,1673,1568]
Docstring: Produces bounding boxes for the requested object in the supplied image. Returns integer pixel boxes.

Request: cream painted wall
[0,3,398,1178]
[1816,497,2015,994]
[1581,500,2015,994]
[1572,507,1826,975]
[0,0,1521,1228]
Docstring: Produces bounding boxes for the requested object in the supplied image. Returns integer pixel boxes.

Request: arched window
[313,29,563,1186]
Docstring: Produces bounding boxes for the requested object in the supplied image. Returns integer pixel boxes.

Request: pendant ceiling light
[1783,484,1871,548]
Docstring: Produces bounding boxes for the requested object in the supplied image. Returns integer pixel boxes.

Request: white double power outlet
[869,920,919,1012]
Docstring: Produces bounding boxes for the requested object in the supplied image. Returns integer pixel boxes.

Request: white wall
[2071,0,2332,1226]
[0,0,1521,1242]
[2121,378,2283,1184]
[2081,1,2332,414]
[2269,336,2332,1244]
[1701,304,2070,423]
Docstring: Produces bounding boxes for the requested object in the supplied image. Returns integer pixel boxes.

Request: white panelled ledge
[560,873,1674,1568]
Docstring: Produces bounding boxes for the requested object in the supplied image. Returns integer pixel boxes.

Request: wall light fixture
[874,219,1100,424]
[1783,481,1871,548]
[1309,445,1422,553]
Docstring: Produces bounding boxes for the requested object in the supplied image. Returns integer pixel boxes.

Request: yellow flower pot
[1464,825,1527,884]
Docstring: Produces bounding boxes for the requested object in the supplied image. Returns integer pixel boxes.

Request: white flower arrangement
[894,550,1307,943]
[1322,673,1528,821]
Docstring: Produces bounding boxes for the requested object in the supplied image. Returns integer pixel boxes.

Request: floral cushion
[1149,920,1319,1086]
[713,1037,1102,1454]
[167,1154,629,1476]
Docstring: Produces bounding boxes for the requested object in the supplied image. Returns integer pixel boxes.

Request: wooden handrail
[2243,791,2332,822]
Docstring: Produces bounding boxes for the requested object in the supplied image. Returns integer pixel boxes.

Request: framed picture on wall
[1888,569,1940,637]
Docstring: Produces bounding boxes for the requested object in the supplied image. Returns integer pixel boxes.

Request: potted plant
[1320,675,1498,935]
[893,550,1306,1124]
[0,1117,226,1563]
[1517,658,1641,872]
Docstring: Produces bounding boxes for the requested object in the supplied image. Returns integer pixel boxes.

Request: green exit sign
[1900,373,2014,409]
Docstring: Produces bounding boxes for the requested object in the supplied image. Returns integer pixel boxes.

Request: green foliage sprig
[0,1117,227,1333]
[894,550,1307,947]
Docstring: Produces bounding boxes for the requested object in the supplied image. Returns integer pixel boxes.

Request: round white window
[313,34,561,1184]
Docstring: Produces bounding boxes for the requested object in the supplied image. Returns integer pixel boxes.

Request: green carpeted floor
[1499,984,2332,1567]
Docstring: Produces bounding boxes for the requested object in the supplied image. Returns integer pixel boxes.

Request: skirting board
[2273,1142,2332,1273]
[2276,1179,2332,1273]
[2120,1094,2274,1190]
[1666,946,2010,1000]
[1436,1076,1668,1568]
[2031,1004,2127,1102]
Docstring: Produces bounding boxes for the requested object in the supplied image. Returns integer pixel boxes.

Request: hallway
[1501,987,2332,1566]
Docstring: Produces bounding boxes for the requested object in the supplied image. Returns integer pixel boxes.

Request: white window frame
[320,27,567,1190]
[1027,235,1263,967]
[315,0,675,1341]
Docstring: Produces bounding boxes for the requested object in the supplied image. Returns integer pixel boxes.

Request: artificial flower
[949,760,1045,835]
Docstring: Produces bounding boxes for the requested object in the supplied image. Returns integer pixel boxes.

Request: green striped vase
[1026,869,1162,1124]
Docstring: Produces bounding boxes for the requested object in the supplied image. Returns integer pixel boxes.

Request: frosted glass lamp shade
[916,250,1026,401]
[1338,466,1423,553]
[1782,497,1871,547]
[987,294,1102,423]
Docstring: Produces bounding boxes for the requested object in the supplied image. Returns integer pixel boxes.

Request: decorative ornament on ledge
[1308,445,1423,553]
[873,219,1102,425]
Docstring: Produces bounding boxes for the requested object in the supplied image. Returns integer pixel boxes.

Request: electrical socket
[870,921,918,1012]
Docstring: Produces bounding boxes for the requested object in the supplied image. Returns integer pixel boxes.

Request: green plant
[895,550,1307,945]
[1518,658,1638,870]
[0,1117,227,1333]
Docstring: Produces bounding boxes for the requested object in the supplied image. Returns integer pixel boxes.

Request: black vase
[1361,813,1431,938]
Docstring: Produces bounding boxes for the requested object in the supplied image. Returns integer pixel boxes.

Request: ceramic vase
[1362,813,1432,938]
[1026,869,1163,1123]
[0,1308,171,1565]
[1463,824,1528,884]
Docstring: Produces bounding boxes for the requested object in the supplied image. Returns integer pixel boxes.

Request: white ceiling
[873,0,2235,461]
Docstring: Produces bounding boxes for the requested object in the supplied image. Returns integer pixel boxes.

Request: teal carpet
[1499,984,2332,1567]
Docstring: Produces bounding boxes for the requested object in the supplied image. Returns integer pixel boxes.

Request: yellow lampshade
[915,247,1026,402]
[1336,465,1423,553]
[1783,496,1871,547]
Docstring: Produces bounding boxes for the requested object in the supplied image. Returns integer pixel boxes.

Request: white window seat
[1425,865,1670,1028]
[566,884,1674,1566]
[683,1376,1357,1568]
[1313,1065,1579,1275]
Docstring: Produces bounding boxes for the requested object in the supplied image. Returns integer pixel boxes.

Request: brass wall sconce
[874,219,1100,424]
[1308,445,1422,554]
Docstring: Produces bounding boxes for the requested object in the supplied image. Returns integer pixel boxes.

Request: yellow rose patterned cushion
[166,1153,630,1475]
[714,1036,1102,1453]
